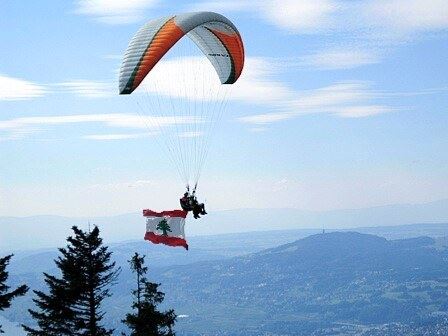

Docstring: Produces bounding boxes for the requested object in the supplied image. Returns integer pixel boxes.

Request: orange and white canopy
[119,11,245,95]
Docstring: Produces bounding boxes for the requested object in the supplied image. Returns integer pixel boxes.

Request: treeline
[0,226,176,335]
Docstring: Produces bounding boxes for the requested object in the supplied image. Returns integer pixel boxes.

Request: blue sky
[0,0,447,217]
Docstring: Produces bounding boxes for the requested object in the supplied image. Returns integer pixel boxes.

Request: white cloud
[75,0,158,24]
[292,82,374,109]
[299,49,381,70]
[179,131,202,138]
[334,105,394,118]
[365,0,448,33]
[83,133,152,140]
[0,114,201,140]
[238,81,393,124]
[258,0,338,33]
[140,56,293,104]
[87,179,156,190]
[193,0,338,32]
[0,74,46,101]
[0,76,116,101]
[231,58,294,103]
[238,112,295,125]
[190,1,249,13]
[58,80,113,98]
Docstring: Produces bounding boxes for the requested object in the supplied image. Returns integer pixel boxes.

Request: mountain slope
[153,232,448,335]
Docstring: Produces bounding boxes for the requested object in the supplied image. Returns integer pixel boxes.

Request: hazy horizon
[0,196,448,219]
[1,197,448,254]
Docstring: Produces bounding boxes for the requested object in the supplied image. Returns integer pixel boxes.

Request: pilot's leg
[193,206,201,219]
[200,203,207,215]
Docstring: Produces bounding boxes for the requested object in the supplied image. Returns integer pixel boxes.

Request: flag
[143,209,188,250]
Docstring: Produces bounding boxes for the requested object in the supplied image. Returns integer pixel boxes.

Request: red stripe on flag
[144,232,188,250]
[142,209,187,218]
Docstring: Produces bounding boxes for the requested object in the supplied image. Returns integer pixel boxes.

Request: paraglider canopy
[119,12,244,95]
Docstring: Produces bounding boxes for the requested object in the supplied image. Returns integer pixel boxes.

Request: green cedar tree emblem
[156,218,172,236]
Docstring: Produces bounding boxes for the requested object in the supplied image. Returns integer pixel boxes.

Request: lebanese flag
[143,209,188,250]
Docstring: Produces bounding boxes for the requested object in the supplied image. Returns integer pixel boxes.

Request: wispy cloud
[238,112,295,125]
[190,1,250,13]
[57,80,114,98]
[0,114,200,140]
[192,0,338,33]
[140,56,293,104]
[298,49,382,70]
[0,75,116,100]
[75,0,159,24]
[0,74,46,101]
[238,81,395,124]
[290,82,374,110]
[365,0,448,34]
[179,131,203,138]
[88,179,156,190]
[258,0,338,33]
[334,105,394,118]
[83,133,152,140]
[231,58,294,104]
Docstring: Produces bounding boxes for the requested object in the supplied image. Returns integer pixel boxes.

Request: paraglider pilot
[180,190,207,219]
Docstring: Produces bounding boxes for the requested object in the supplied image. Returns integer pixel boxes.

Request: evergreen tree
[123,253,176,336]
[0,254,29,334]
[23,273,78,335]
[24,226,120,336]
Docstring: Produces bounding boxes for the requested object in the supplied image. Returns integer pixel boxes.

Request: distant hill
[150,232,448,335]
[350,222,448,240]
[5,231,448,335]
[1,198,448,252]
